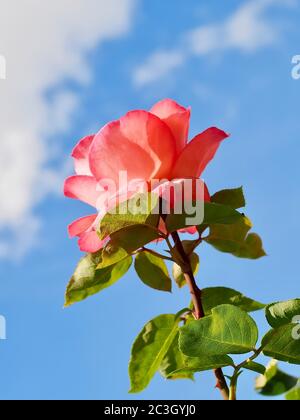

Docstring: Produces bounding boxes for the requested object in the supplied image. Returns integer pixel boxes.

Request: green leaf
[163,353,234,379]
[98,225,161,269]
[202,287,265,314]
[211,187,246,209]
[179,305,258,357]
[129,313,181,394]
[244,361,266,375]
[266,299,300,328]
[262,324,300,365]
[172,253,199,289]
[98,244,128,269]
[256,360,298,397]
[99,192,160,240]
[202,203,244,224]
[204,216,266,260]
[65,254,132,307]
[286,381,300,400]
[160,333,194,381]
[135,252,172,292]
[165,202,243,233]
[110,224,160,253]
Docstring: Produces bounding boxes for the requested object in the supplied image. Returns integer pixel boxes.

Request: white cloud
[0,0,136,258]
[133,0,292,86]
[188,0,279,55]
[134,50,185,87]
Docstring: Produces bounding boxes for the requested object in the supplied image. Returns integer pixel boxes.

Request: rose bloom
[64,99,228,253]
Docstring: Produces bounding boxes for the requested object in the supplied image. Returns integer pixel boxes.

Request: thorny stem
[171,232,204,319]
[170,231,230,401]
[214,367,231,401]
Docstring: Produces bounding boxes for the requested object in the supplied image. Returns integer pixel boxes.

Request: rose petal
[179,226,198,235]
[89,110,176,185]
[72,135,94,175]
[68,214,97,238]
[152,178,210,209]
[171,127,229,179]
[78,231,106,253]
[64,175,100,207]
[150,99,191,155]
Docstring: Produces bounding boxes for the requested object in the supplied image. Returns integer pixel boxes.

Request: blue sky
[0,0,299,400]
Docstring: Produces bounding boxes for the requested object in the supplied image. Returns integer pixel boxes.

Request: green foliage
[163,352,234,379]
[262,299,300,365]
[179,305,259,357]
[65,185,300,401]
[206,187,265,259]
[244,361,266,375]
[266,299,300,328]
[165,202,243,233]
[202,287,265,314]
[172,253,199,288]
[98,225,161,269]
[130,312,234,392]
[99,192,160,240]
[129,313,182,394]
[262,324,300,365]
[98,243,128,269]
[65,253,132,307]
[204,216,266,260]
[256,360,298,397]
[159,333,195,381]
[135,252,172,292]
[211,187,246,209]
[286,381,300,400]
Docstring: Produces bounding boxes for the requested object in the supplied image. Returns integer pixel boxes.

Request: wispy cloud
[133,0,293,87]
[0,0,136,259]
[133,50,185,87]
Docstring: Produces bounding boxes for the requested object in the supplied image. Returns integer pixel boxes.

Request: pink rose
[64,99,229,253]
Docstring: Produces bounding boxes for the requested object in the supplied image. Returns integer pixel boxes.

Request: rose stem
[171,231,230,401]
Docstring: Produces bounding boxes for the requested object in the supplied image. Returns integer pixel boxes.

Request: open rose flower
[64,99,229,253]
